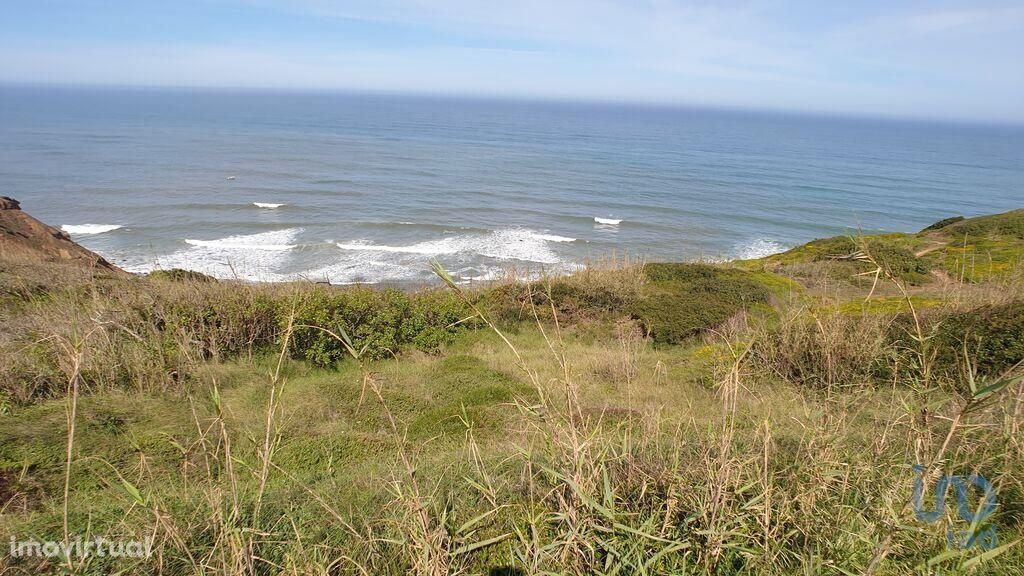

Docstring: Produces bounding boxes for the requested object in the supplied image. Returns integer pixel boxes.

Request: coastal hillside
[755,208,1024,283]
[1,207,1023,574]
[0,197,122,274]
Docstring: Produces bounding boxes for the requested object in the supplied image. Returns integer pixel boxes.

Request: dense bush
[147,268,217,283]
[864,240,930,283]
[484,265,644,325]
[487,278,633,324]
[289,287,471,366]
[797,238,928,283]
[630,264,770,344]
[152,286,281,360]
[486,263,773,345]
[403,290,477,354]
[0,278,289,401]
[0,263,478,400]
[926,300,1024,378]
[796,236,859,262]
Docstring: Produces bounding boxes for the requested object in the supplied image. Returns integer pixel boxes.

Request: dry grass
[1,248,1023,574]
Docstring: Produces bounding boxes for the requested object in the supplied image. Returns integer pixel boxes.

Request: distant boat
[226,176,236,180]
[594,217,622,225]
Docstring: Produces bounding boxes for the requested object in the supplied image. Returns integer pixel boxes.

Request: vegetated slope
[1,207,1023,575]
[757,209,1024,282]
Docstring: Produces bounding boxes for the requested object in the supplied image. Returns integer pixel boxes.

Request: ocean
[2,86,1022,284]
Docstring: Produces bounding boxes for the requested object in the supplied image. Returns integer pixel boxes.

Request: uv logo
[912,465,998,550]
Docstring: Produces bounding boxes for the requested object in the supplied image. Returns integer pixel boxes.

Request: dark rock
[0,197,21,210]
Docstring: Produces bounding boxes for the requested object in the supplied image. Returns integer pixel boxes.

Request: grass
[1,215,1023,574]
[629,263,773,344]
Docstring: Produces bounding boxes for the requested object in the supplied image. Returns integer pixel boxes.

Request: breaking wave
[336,228,574,264]
[122,229,303,281]
[734,238,785,260]
[61,224,123,235]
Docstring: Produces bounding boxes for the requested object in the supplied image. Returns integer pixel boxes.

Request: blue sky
[2,0,1023,122]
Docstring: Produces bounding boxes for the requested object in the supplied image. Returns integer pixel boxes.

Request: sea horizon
[7,81,1024,129]
[3,85,1022,284]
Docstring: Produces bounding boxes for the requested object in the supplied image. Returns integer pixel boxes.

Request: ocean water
[2,86,1022,284]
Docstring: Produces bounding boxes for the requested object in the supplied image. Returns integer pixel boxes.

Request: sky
[2,0,1023,123]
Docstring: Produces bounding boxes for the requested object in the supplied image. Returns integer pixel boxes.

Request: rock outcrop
[0,196,124,273]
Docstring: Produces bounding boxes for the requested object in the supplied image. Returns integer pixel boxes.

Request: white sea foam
[459,268,504,283]
[118,227,575,284]
[594,217,622,225]
[535,233,576,242]
[335,240,452,255]
[336,228,572,264]
[123,229,302,281]
[184,235,296,251]
[299,254,422,285]
[61,224,123,235]
[734,238,786,260]
[253,202,285,208]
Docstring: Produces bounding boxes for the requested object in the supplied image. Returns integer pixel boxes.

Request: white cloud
[909,9,991,33]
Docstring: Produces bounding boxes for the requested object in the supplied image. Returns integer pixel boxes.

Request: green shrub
[927,300,1024,378]
[630,264,770,344]
[792,237,928,281]
[485,277,636,324]
[289,287,471,366]
[147,268,217,283]
[403,291,474,354]
[155,287,281,359]
[864,240,930,283]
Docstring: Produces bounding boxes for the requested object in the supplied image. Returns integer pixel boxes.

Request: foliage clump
[485,265,644,324]
[863,240,930,283]
[927,300,1024,378]
[289,287,471,366]
[147,268,217,283]
[630,263,770,344]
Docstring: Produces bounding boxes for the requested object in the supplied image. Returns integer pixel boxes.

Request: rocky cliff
[0,196,124,273]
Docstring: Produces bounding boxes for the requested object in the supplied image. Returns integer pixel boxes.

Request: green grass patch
[937,237,1024,281]
[830,296,945,316]
[630,263,771,344]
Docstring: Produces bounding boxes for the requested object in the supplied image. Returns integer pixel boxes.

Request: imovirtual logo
[912,465,998,550]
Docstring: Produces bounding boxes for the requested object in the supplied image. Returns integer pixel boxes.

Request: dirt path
[914,241,949,257]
